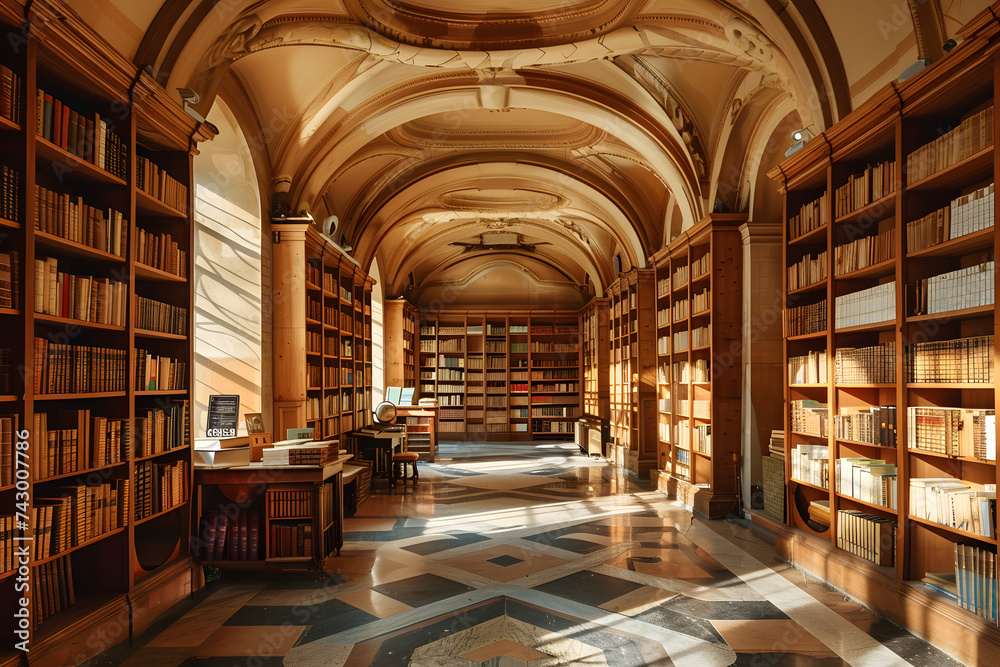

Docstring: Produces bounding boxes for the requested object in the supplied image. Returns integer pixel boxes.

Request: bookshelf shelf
[33,460,128,484]
[0,395,18,402]
[31,527,127,566]
[907,514,998,545]
[134,502,187,526]
[134,328,187,340]
[905,145,993,192]
[789,383,829,388]
[33,391,127,400]
[135,188,186,218]
[770,17,1000,659]
[35,136,127,185]
[905,304,993,322]
[834,192,896,225]
[834,258,895,281]
[787,331,828,341]
[0,215,18,229]
[33,313,127,331]
[789,223,828,246]
[134,262,187,282]
[35,230,126,263]
[834,320,896,333]
[136,389,188,396]
[0,306,18,317]
[135,445,190,462]
[790,478,829,493]
[788,279,828,296]
[906,228,993,259]
[0,114,19,132]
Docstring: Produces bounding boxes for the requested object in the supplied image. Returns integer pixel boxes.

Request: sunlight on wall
[192,100,263,434]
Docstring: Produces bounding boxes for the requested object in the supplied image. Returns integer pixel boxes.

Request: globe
[374,401,397,424]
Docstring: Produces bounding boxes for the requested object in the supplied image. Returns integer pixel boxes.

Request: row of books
[136,401,190,458]
[954,543,999,624]
[835,343,896,383]
[135,228,188,278]
[269,521,314,558]
[835,458,897,509]
[789,190,829,239]
[1,164,19,223]
[200,508,261,561]
[531,369,579,380]
[834,281,895,329]
[833,226,894,276]
[32,555,75,628]
[905,334,993,384]
[834,159,895,218]
[693,423,711,455]
[833,406,898,448]
[34,257,128,325]
[910,261,993,315]
[532,420,574,433]
[791,400,828,437]
[136,155,189,214]
[673,359,710,383]
[529,342,578,352]
[909,478,996,537]
[0,413,19,486]
[769,430,785,460]
[135,295,188,335]
[33,339,128,394]
[906,182,994,253]
[691,288,709,314]
[0,249,18,310]
[34,184,127,257]
[30,410,126,479]
[790,443,829,488]
[836,510,896,567]
[532,406,578,417]
[788,350,826,384]
[906,407,996,460]
[36,89,128,180]
[786,299,826,336]
[134,459,189,521]
[787,250,827,291]
[268,490,313,518]
[34,479,126,555]
[0,65,23,124]
[905,105,994,184]
[134,350,188,391]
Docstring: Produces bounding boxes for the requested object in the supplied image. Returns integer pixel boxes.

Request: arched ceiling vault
[71,0,990,303]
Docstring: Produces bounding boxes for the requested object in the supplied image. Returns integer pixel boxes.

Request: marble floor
[115,442,966,666]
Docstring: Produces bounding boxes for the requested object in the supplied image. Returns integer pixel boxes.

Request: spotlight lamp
[784,126,815,158]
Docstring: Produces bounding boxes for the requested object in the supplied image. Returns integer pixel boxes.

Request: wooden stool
[391,451,419,486]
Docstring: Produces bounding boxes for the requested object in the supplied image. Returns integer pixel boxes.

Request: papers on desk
[193,441,251,468]
[261,439,340,465]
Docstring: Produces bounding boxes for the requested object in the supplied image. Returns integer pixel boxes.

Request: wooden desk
[347,429,404,480]
[194,455,350,565]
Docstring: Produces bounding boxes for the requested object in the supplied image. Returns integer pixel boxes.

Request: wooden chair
[391,434,419,487]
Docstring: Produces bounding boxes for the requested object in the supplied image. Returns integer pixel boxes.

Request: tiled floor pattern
[118,442,966,666]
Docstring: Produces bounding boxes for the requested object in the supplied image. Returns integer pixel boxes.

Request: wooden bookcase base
[654,470,739,518]
[129,558,195,637]
[748,512,1000,666]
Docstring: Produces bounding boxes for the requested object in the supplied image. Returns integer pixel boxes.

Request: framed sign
[207,394,240,437]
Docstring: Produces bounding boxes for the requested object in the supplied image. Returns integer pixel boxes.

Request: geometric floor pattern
[119,441,967,666]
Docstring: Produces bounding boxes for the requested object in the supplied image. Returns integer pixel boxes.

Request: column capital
[739,221,782,244]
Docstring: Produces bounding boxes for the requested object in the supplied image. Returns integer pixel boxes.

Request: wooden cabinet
[767,7,1000,661]
[272,224,374,442]
[415,311,582,439]
[650,214,745,517]
[606,269,657,478]
[0,3,214,662]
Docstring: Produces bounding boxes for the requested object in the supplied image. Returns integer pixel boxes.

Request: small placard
[207,394,240,437]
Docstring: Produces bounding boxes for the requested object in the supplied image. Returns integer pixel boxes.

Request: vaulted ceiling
[63,0,989,306]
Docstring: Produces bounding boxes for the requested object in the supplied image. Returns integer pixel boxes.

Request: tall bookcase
[650,214,745,518]
[767,7,1000,662]
[384,298,417,389]
[415,311,581,439]
[272,224,374,443]
[0,2,213,663]
[606,268,657,478]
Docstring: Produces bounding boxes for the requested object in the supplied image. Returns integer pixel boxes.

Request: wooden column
[272,219,312,436]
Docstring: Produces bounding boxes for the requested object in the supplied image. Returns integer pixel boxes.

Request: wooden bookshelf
[767,7,1000,662]
[414,311,581,440]
[606,268,657,478]
[0,3,215,662]
[271,224,374,443]
[384,298,417,388]
[397,405,438,462]
[649,214,745,518]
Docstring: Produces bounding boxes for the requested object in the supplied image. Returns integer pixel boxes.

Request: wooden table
[194,454,350,565]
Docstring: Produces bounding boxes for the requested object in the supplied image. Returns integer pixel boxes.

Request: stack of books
[261,439,339,466]
[768,430,784,460]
